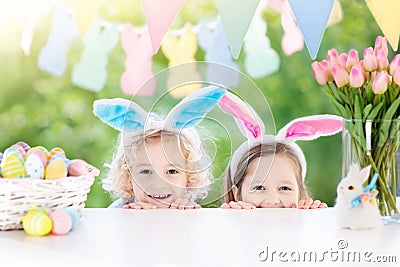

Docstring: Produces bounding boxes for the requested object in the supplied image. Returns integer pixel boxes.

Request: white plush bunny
[335,164,382,230]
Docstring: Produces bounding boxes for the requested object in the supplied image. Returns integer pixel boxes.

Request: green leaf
[354,94,362,119]
[362,104,373,120]
[324,91,350,118]
[383,96,400,121]
[337,90,350,106]
[367,102,384,120]
[378,97,400,146]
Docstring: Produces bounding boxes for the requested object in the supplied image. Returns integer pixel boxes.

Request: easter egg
[3,147,23,158]
[0,152,25,178]
[0,152,3,163]
[49,147,66,158]
[48,209,72,235]
[26,146,49,160]
[16,141,31,152]
[63,207,80,231]
[68,159,89,176]
[25,154,45,179]
[44,158,68,179]
[50,153,70,165]
[31,150,48,168]
[11,144,26,158]
[22,208,53,236]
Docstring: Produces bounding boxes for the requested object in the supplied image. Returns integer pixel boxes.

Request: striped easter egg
[0,152,25,178]
[22,209,53,236]
[26,146,49,160]
[49,147,66,158]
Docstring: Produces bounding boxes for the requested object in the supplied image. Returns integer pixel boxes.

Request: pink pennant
[285,119,343,139]
[120,24,155,96]
[141,0,185,54]
[219,95,261,138]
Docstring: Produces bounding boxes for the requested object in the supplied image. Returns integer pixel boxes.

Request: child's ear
[232,185,239,201]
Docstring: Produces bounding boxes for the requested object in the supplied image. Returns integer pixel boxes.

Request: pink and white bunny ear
[277,114,343,141]
[93,98,148,132]
[218,91,265,139]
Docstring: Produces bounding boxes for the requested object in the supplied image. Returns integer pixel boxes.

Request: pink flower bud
[349,65,365,88]
[339,53,348,68]
[374,36,388,57]
[359,60,370,81]
[375,49,389,70]
[320,60,334,82]
[328,49,340,66]
[332,64,349,87]
[372,71,389,94]
[394,68,400,86]
[346,49,359,71]
[363,47,378,72]
[311,61,329,85]
[389,54,400,76]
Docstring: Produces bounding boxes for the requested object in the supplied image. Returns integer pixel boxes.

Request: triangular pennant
[141,0,185,54]
[64,0,106,38]
[365,0,400,51]
[288,0,334,59]
[215,0,260,59]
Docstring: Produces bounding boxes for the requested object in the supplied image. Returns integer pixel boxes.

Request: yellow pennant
[64,0,107,38]
[327,0,343,27]
[365,0,400,51]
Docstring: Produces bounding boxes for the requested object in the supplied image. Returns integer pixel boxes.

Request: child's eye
[252,185,265,191]
[140,169,152,174]
[279,186,292,191]
[167,169,179,175]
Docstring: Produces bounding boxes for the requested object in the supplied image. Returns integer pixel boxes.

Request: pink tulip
[389,54,400,76]
[359,60,370,81]
[349,65,365,88]
[374,36,388,57]
[339,53,348,67]
[320,60,334,82]
[363,47,378,72]
[328,49,340,66]
[394,68,400,86]
[375,49,389,70]
[332,64,349,87]
[372,71,389,94]
[346,49,359,71]
[311,61,329,85]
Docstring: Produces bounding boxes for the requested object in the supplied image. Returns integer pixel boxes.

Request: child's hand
[297,198,328,209]
[220,201,256,210]
[169,198,201,210]
[122,202,157,210]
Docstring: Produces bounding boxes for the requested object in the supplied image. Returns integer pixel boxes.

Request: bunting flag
[161,24,201,98]
[365,0,400,51]
[141,0,185,54]
[37,3,78,77]
[120,25,155,96]
[198,19,240,87]
[288,0,334,59]
[244,0,280,78]
[64,0,106,38]
[327,0,343,27]
[71,20,120,92]
[215,0,260,59]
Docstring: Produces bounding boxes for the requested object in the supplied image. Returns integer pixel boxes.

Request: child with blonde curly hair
[93,86,225,209]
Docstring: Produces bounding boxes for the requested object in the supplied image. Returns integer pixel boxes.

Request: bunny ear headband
[218,91,343,182]
[93,86,226,133]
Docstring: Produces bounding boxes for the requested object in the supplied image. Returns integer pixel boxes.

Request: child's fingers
[298,199,306,209]
[304,198,314,209]
[310,200,321,209]
[237,201,255,210]
[220,203,231,209]
[228,201,243,209]
[319,202,328,208]
[178,198,189,210]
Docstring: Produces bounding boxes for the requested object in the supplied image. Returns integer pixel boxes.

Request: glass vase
[342,119,400,223]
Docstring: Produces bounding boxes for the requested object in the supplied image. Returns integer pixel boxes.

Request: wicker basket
[0,172,96,231]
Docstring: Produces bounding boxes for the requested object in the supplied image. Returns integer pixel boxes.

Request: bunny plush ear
[164,86,226,129]
[277,114,343,141]
[93,98,148,132]
[218,91,264,139]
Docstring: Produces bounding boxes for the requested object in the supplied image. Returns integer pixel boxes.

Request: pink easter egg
[11,144,26,158]
[16,141,31,152]
[48,209,72,235]
[68,159,89,176]
[32,150,48,168]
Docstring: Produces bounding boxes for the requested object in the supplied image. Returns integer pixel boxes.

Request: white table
[1,208,399,267]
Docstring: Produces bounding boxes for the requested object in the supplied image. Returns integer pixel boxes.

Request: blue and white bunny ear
[165,86,226,129]
[93,98,148,132]
[218,91,265,140]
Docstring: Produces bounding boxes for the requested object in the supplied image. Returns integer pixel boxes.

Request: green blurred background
[0,0,394,207]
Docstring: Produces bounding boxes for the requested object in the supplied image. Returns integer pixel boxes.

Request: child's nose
[259,192,281,207]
